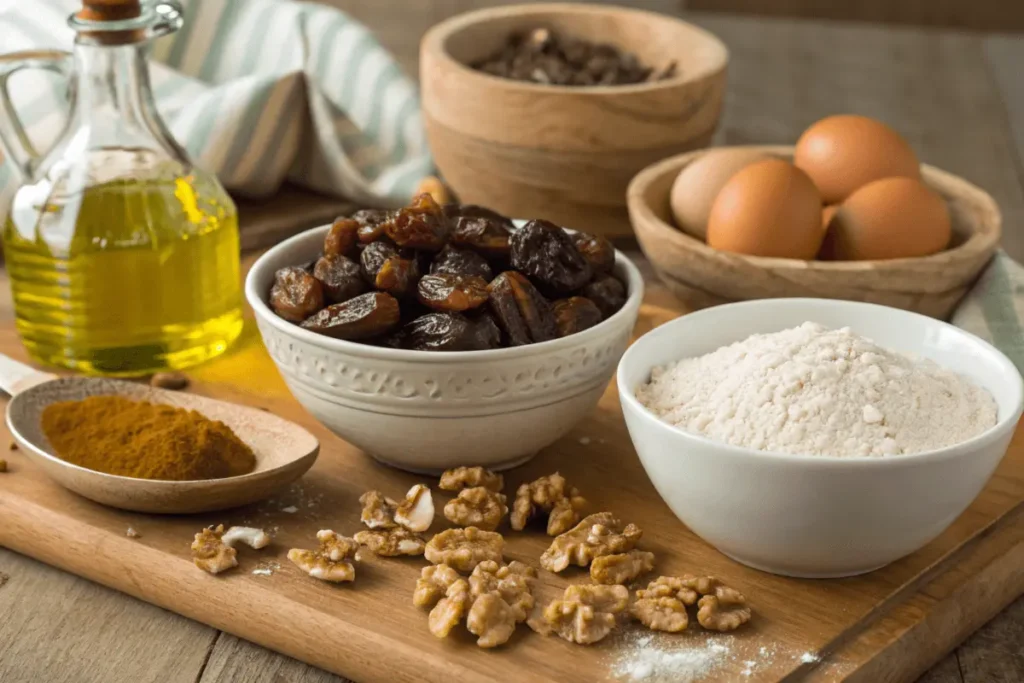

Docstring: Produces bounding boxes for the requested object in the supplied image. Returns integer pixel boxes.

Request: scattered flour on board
[636,322,998,457]
[612,632,742,682]
[252,560,280,577]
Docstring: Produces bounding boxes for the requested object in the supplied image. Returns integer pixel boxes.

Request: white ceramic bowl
[246,224,644,474]
[618,298,1023,578]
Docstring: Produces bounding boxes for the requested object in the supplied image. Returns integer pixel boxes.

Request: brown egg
[669,148,771,240]
[828,177,951,260]
[794,115,921,204]
[707,159,824,259]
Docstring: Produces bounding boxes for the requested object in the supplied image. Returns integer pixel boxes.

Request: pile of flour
[636,322,997,457]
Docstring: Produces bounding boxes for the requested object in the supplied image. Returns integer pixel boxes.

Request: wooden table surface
[2,6,1023,683]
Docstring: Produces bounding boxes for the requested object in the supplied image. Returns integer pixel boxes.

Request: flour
[612,632,734,681]
[636,322,998,457]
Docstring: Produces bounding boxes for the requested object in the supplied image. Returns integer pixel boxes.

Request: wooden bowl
[420,3,728,237]
[627,145,1001,319]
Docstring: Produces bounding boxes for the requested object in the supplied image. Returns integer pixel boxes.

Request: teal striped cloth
[0,0,432,215]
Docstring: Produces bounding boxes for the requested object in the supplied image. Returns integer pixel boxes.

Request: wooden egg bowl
[627,145,1001,319]
[420,3,728,237]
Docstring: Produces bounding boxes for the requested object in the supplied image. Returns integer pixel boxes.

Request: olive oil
[3,173,243,375]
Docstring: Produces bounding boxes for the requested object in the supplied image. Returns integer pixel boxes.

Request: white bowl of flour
[618,298,1023,578]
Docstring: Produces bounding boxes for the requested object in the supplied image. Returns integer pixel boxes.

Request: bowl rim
[245,223,645,363]
[626,144,1002,273]
[617,297,1024,468]
[421,2,729,96]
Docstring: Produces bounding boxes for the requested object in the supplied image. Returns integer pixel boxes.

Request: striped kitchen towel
[0,0,433,219]
[953,251,1024,374]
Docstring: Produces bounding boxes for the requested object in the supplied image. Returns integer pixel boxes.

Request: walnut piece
[541,584,629,645]
[191,525,238,574]
[428,578,471,638]
[590,550,655,585]
[439,466,504,492]
[444,486,508,530]
[287,530,358,582]
[424,526,504,572]
[631,595,689,633]
[354,528,426,556]
[467,592,518,648]
[150,371,189,390]
[359,490,398,529]
[638,575,719,606]
[414,563,461,608]
[510,472,586,535]
[697,585,751,632]
[221,526,271,550]
[540,512,642,573]
[0,458,7,473]
[190,524,270,574]
[469,560,536,621]
[395,483,434,532]
[414,175,452,206]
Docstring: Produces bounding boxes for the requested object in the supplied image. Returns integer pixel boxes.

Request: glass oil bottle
[0,0,243,375]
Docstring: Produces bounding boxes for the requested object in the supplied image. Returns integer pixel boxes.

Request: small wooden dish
[627,145,1002,318]
[421,3,728,237]
[5,370,319,514]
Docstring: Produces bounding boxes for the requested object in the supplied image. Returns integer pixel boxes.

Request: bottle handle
[0,50,73,179]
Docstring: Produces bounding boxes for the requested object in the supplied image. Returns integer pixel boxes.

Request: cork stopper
[76,0,142,23]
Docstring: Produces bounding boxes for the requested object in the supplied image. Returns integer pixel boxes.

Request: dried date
[582,275,627,318]
[300,292,400,340]
[417,273,489,312]
[353,209,392,244]
[385,193,448,251]
[324,218,360,258]
[270,267,324,322]
[313,255,366,304]
[431,245,493,281]
[552,297,603,337]
[488,271,558,346]
[451,216,512,258]
[571,231,615,275]
[510,219,592,295]
[400,312,501,351]
[375,257,421,298]
[360,241,400,283]
[443,204,514,227]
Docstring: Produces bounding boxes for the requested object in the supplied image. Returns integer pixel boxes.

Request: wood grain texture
[200,634,347,683]
[687,0,1024,31]
[0,547,216,683]
[0,253,1023,682]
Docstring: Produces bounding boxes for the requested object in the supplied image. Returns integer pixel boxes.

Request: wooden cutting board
[0,265,1021,683]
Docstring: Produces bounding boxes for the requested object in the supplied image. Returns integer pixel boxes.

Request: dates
[510,219,592,295]
[583,275,627,318]
[276,201,629,351]
[451,217,512,258]
[552,297,603,337]
[400,312,501,351]
[385,193,449,251]
[431,245,493,281]
[360,241,399,283]
[376,256,421,298]
[353,208,392,243]
[270,267,324,322]
[313,255,366,304]
[488,271,558,346]
[571,231,615,275]
[324,218,360,258]
[300,292,400,340]
[417,273,490,312]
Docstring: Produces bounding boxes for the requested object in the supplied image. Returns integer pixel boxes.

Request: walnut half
[439,466,503,492]
[511,472,586,535]
[540,512,642,573]
[191,525,271,575]
[354,528,426,556]
[697,585,752,632]
[444,486,508,530]
[361,485,435,532]
[287,530,358,583]
[590,550,655,585]
[469,560,536,621]
[538,584,629,645]
[632,575,752,633]
[413,564,461,608]
[424,526,504,572]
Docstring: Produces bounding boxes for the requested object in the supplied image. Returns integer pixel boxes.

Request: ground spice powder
[41,395,256,481]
